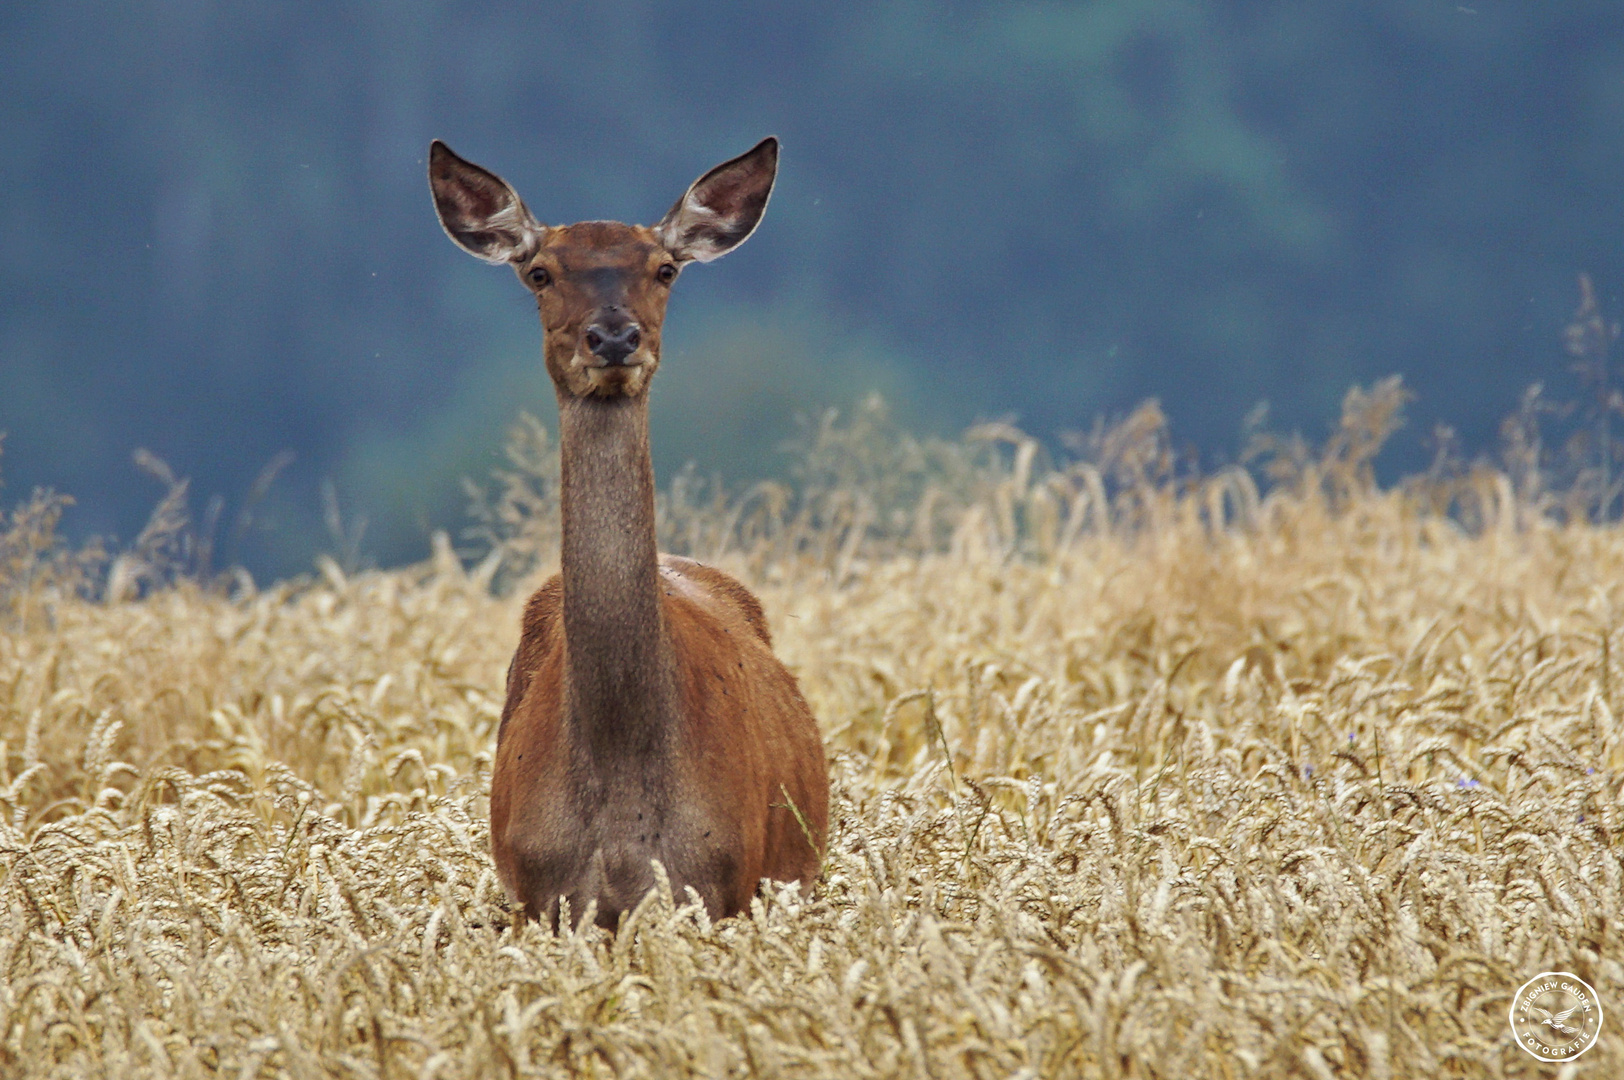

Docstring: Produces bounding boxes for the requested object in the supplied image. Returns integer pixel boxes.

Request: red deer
[429,137,829,930]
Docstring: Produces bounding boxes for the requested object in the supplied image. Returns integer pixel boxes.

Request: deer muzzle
[583,321,643,366]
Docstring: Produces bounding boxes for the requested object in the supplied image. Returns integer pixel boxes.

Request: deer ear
[428,141,545,264]
[655,137,778,264]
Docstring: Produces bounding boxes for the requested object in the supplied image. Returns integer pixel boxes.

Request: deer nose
[583,322,643,365]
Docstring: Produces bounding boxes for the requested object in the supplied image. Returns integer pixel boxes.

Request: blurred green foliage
[1,1,1621,578]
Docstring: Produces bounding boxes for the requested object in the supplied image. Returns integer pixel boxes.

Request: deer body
[430,138,828,929]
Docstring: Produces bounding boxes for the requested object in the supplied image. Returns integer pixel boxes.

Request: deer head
[429,138,778,400]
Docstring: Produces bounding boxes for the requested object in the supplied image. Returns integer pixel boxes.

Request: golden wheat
[1,384,1619,1077]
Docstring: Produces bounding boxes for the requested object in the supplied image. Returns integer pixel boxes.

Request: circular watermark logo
[1510,972,1602,1061]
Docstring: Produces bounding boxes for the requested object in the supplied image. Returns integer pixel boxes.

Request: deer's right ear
[428,141,545,264]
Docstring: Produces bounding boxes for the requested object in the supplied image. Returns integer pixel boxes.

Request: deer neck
[556,393,676,761]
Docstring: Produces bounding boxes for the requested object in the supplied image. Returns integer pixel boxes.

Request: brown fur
[491,553,826,928]
[430,137,828,930]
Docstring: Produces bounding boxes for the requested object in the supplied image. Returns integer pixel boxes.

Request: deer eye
[656,263,678,285]
[527,266,551,287]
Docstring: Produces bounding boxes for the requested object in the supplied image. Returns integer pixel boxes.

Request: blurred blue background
[3,2,1622,578]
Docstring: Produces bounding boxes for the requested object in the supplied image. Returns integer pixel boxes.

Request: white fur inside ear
[437,192,542,265]
[475,201,543,264]
[657,194,730,263]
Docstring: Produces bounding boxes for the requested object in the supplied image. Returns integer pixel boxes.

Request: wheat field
[2,383,1621,1078]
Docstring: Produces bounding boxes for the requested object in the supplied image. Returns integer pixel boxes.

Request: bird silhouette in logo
[1530,1003,1582,1036]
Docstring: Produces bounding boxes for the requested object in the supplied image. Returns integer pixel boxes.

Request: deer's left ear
[655,137,778,264]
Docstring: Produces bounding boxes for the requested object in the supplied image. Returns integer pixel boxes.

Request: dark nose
[583,321,643,365]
